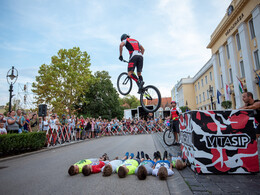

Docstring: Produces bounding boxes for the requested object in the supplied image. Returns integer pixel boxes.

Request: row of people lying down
[68,151,187,180]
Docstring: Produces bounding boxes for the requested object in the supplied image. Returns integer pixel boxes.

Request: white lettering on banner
[205,134,251,149]
[180,131,193,147]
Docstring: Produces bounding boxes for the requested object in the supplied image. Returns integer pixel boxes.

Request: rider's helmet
[121,34,130,41]
[171,101,176,104]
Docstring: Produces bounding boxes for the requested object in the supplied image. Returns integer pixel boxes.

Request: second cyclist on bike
[119,34,145,93]
[170,101,182,145]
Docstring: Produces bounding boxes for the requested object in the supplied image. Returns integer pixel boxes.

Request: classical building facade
[172,0,260,110]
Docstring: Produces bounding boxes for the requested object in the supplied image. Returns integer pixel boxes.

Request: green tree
[78,71,123,120]
[119,95,140,109]
[32,47,92,115]
[221,100,232,109]
[180,106,191,113]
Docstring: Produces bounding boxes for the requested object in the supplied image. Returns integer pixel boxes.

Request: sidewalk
[154,132,260,194]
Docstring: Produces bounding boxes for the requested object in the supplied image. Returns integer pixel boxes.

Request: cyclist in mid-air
[119,34,145,93]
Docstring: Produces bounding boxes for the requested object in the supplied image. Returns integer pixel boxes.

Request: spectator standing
[60,114,68,143]
[0,113,6,128]
[23,113,31,132]
[7,110,19,134]
[42,116,49,132]
[30,114,39,132]
[240,92,260,138]
[16,109,25,133]
[0,123,7,134]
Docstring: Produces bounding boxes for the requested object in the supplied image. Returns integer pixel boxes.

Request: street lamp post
[6,66,18,112]
[209,85,214,110]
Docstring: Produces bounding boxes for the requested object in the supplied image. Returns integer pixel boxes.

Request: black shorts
[128,55,143,72]
[170,120,180,133]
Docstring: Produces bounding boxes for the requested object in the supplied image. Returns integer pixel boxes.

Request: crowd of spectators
[0,110,170,140]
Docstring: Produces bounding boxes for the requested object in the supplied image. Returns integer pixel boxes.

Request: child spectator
[0,123,7,134]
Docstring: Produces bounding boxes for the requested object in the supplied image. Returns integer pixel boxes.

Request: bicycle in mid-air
[117,60,161,113]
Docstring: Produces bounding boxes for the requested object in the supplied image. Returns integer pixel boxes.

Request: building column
[212,54,221,110]
[219,46,229,100]
[238,22,257,98]
[227,35,243,108]
[252,5,260,51]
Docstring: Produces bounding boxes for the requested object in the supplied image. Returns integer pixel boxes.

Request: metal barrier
[46,123,168,147]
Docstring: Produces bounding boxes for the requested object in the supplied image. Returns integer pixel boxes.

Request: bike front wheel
[117,72,132,95]
[140,85,161,113]
[163,129,175,146]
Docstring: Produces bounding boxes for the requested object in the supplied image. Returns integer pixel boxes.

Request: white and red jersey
[171,107,182,121]
[123,38,143,59]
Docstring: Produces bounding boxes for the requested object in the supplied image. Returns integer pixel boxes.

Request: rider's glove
[119,56,123,61]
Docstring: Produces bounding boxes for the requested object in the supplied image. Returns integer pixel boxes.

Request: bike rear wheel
[163,129,175,146]
[140,85,161,113]
[117,72,132,95]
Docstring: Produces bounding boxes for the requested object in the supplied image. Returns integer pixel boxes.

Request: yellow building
[207,0,260,109]
[172,0,260,110]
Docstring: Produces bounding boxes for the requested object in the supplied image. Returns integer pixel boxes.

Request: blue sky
[0,0,231,107]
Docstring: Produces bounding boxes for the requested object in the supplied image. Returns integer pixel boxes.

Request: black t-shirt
[247,100,260,123]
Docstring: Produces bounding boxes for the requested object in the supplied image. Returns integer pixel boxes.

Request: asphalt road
[0,134,172,195]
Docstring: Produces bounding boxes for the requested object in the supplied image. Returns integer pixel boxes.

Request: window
[201,79,204,87]
[226,44,230,59]
[198,82,200,90]
[210,72,212,81]
[249,19,256,39]
[195,84,197,92]
[203,92,205,102]
[221,74,224,88]
[205,76,208,84]
[229,68,233,83]
[240,60,245,78]
[199,94,201,103]
[207,90,209,99]
[236,33,241,51]
[218,53,221,66]
[196,96,198,104]
[254,50,260,70]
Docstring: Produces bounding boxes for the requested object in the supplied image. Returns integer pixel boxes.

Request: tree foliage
[221,100,232,109]
[119,95,140,109]
[77,71,123,120]
[32,47,92,115]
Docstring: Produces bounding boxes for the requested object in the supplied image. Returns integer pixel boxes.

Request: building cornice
[207,0,248,49]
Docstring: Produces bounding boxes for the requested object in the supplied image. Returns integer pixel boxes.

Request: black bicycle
[163,126,175,146]
[117,60,161,113]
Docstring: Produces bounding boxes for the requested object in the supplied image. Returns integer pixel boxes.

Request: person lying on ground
[169,152,187,170]
[68,153,108,176]
[135,151,156,180]
[117,152,140,178]
[152,151,174,180]
[102,152,130,177]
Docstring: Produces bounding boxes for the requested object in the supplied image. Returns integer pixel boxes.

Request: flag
[225,84,230,100]
[237,76,244,93]
[254,69,260,87]
[217,90,222,104]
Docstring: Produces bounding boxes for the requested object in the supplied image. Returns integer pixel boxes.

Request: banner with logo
[179,110,259,174]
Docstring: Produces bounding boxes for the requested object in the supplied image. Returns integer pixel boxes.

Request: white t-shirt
[50,119,58,130]
[101,160,123,173]
[43,120,49,131]
[0,128,7,134]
